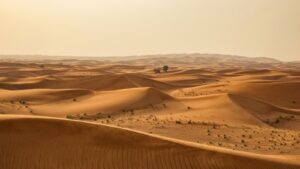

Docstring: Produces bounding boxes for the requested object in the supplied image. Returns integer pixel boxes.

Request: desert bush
[66,115,74,119]
[163,65,169,72]
[153,68,161,74]
[19,100,26,104]
[175,120,182,124]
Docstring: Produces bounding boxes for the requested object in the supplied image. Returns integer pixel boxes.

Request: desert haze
[0,54,300,169]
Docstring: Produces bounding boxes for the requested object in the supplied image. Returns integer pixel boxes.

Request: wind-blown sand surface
[0,54,300,168]
[0,115,299,169]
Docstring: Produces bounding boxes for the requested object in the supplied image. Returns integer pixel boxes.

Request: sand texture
[0,54,300,168]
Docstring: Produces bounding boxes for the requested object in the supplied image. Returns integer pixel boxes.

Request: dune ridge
[0,115,299,169]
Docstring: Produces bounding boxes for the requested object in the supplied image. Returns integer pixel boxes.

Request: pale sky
[0,0,299,61]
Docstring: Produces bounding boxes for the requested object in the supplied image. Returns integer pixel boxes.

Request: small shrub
[153,68,161,74]
[66,115,74,119]
[175,120,182,124]
[19,100,26,105]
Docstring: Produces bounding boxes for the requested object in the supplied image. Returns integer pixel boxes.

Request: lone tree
[163,65,169,72]
[153,68,161,74]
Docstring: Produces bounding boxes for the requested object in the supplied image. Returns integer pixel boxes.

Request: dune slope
[0,115,299,169]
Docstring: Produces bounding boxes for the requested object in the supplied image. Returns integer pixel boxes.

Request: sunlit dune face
[0,0,300,60]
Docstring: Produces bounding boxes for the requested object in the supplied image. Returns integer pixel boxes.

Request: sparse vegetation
[19,100,26,105]
[175,120,182,124]
[66,114,75,119]
[163,65,169,72]
[153,68,161,74]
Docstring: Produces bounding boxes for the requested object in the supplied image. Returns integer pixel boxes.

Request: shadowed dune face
[1,55,300,168]
[0,116,299,169]
[229,82,300,109]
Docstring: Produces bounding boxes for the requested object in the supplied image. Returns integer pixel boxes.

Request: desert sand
[0,54,300,169]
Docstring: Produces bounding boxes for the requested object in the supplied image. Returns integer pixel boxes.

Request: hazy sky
[0,0,299,61]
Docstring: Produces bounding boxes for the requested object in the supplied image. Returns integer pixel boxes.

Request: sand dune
[229,82,300,109]
[0,115,299,169]
[178,94,266,126]
[0,88,93,103]
[1,55,300,168]
[0,73,176,91]
[30,87,184,117]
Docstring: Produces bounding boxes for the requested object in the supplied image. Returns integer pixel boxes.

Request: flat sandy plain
[0,54,300,169]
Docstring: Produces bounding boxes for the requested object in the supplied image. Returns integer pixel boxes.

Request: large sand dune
[0,115,299,169]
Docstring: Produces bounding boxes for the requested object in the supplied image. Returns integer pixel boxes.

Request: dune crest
[0,115,299,169]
